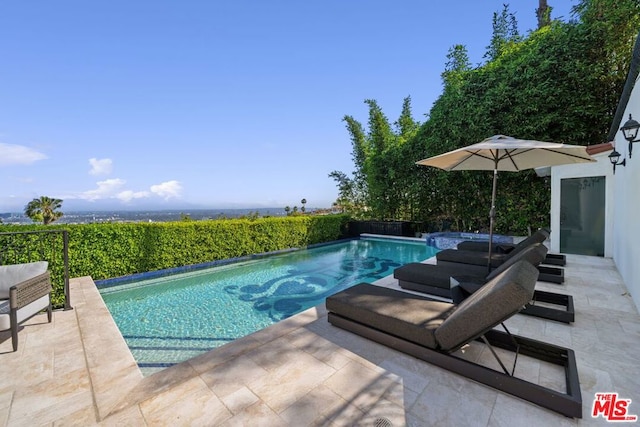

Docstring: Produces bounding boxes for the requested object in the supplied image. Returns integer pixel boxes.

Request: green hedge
[0,214,349,307]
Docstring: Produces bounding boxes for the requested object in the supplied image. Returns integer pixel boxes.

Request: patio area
[1,253,638,426]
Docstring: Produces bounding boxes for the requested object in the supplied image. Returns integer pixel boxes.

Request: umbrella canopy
[416,135,595,271]
[417,135,595,171]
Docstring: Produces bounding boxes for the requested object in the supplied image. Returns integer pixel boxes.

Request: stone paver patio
[1,253,638,426]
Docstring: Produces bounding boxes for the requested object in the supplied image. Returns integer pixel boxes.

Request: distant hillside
[0,208,291,225]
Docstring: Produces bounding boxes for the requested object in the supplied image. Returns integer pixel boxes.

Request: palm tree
[284,206,291,216]
[24,196,64,225]
[300,198,307,213]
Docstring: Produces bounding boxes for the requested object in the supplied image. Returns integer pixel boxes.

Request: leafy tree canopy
[24,196,64,225]
[331,0,640,234]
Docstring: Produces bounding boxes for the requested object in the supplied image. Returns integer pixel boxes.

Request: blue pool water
[98,237,438,375]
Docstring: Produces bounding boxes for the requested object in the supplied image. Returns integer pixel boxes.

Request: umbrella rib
[446,150,497,169]
[498,149,520,170]
[497,147,593,163]
[539,147,594,161]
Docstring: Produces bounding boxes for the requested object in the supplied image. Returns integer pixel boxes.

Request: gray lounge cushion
[326,283,455,349]
[436,237,549,269]
[484,243,547,281]
[395,243,547,291]
[435,261,538,351]
[0,261,49,299]
[457,229,549,254]
[394,262,457,289]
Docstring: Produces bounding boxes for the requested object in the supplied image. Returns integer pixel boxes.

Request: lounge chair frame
[328,312,582,418]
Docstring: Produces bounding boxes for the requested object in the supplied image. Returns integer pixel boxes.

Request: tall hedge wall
[0,214,349,307]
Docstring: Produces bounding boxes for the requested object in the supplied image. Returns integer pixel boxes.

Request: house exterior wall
[613,85,640,310]
[550,153,614,257]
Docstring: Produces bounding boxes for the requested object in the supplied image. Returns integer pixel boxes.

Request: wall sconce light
[608,149,626,174]
[620,114,640,158]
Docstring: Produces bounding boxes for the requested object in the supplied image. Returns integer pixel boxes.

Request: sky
[0,1,577,212]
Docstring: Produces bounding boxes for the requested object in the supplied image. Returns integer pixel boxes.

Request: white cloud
[0,143,47,166]
[89,158,113,176]
[77,178,126,201]
[150,180,183,200]
[117,190,150,203]
[65,178,180,204]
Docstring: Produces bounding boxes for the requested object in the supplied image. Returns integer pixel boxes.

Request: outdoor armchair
[0,261,53,351]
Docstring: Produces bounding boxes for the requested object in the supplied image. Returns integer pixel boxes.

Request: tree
[536,0,551,29]
[331,2,639,234]
[24,196,64,225]
[441,44,471,86]
[300,198,307,213]
[284,206,291,216]
[484,4,520,61]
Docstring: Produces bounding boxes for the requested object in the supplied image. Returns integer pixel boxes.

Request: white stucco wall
[550,151,614,257]
[612,83,640,310]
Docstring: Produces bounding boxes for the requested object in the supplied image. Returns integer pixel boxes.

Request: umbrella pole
[487,168,498,274]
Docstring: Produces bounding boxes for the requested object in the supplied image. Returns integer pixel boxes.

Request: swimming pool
[98,237,438,375]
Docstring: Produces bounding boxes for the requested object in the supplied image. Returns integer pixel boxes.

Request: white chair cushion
[0,295,50,331]
[0,262,49,299]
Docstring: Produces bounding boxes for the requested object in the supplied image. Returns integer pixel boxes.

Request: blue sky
[0,1,576,212]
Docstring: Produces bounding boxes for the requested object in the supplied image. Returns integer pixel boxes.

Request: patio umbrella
[416,134,595,271]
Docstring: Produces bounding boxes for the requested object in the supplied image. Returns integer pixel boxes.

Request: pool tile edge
[72,277,144,421]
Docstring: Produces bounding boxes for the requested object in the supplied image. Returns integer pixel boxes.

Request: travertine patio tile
[279,385,346,426]
[52,403,97,426]
[245,337,301,372]
[98,405,146,426]
[285,327,352,370]
[409,380,495,426]
[219,401,286,427]
[54,345,88,376]
[139,376,231,426]
[9,389,94,426]
[488,393,578,426]
[321,401,366,426]
[220,386,260,415]
[475,345,542,385]
[109,360,197,415]
[323,360,401,407]
[538,361,568,392]
[0,345,55,389]
[248,351,336,413]
[425,362,500,409]
[0,407,8,427]
[378,355,433,394]
[187,334,263,374]
[359,398,407,427]
[199,354,269,398]
[9,367,91,421]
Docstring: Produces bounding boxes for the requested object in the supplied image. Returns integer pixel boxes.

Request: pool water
[99,237,438,375]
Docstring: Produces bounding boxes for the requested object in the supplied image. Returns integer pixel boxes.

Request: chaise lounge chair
[457,228,567,266]
[0,261,53,351]
[435,231,565,284]
[394,243,574,323]
[326,261,582,418]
